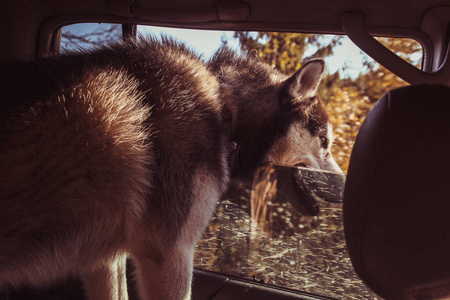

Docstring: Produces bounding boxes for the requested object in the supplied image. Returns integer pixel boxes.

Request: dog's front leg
[83,254,128,300]
[134,246,194,300]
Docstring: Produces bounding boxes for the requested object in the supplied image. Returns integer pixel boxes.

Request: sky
[138,26,239,58]
[138,25,366,77]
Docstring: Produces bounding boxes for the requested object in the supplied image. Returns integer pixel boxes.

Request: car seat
[344,84,450,299]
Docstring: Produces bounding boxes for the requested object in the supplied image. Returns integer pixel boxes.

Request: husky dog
[0,37,229,300]
[0,37,340,300]
[208,47,342,178]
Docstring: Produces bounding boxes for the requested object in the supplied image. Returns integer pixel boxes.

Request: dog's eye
[320,137,329,149]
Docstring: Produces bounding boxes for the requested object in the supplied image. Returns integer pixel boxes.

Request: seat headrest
[344,84,450,299]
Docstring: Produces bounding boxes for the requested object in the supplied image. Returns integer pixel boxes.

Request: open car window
[58,24,423,299]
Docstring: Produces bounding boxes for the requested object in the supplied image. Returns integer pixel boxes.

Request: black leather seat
[344,84,450,299]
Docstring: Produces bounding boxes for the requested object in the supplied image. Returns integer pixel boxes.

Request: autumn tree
[232,32,342,75]
[352,37,422,102]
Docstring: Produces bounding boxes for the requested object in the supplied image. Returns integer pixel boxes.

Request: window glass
[196,165,357,298]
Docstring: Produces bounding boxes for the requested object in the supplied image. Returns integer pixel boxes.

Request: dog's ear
[281,59,325,105]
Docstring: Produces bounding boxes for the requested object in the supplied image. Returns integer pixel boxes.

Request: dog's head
[210,49,342,179]
[266,59,342,174]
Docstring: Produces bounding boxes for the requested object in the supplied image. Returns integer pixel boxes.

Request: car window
[60,23,423,299]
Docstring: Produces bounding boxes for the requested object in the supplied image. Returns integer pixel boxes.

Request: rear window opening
[59,23,423,299]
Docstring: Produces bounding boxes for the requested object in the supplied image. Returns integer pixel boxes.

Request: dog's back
[0,37,229,299]
[0,66,151,284]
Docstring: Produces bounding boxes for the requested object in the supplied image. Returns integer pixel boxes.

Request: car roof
[2,0,450,84]
[38,0,448,33]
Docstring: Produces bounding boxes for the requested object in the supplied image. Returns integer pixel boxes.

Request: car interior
[1,0,450,299]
